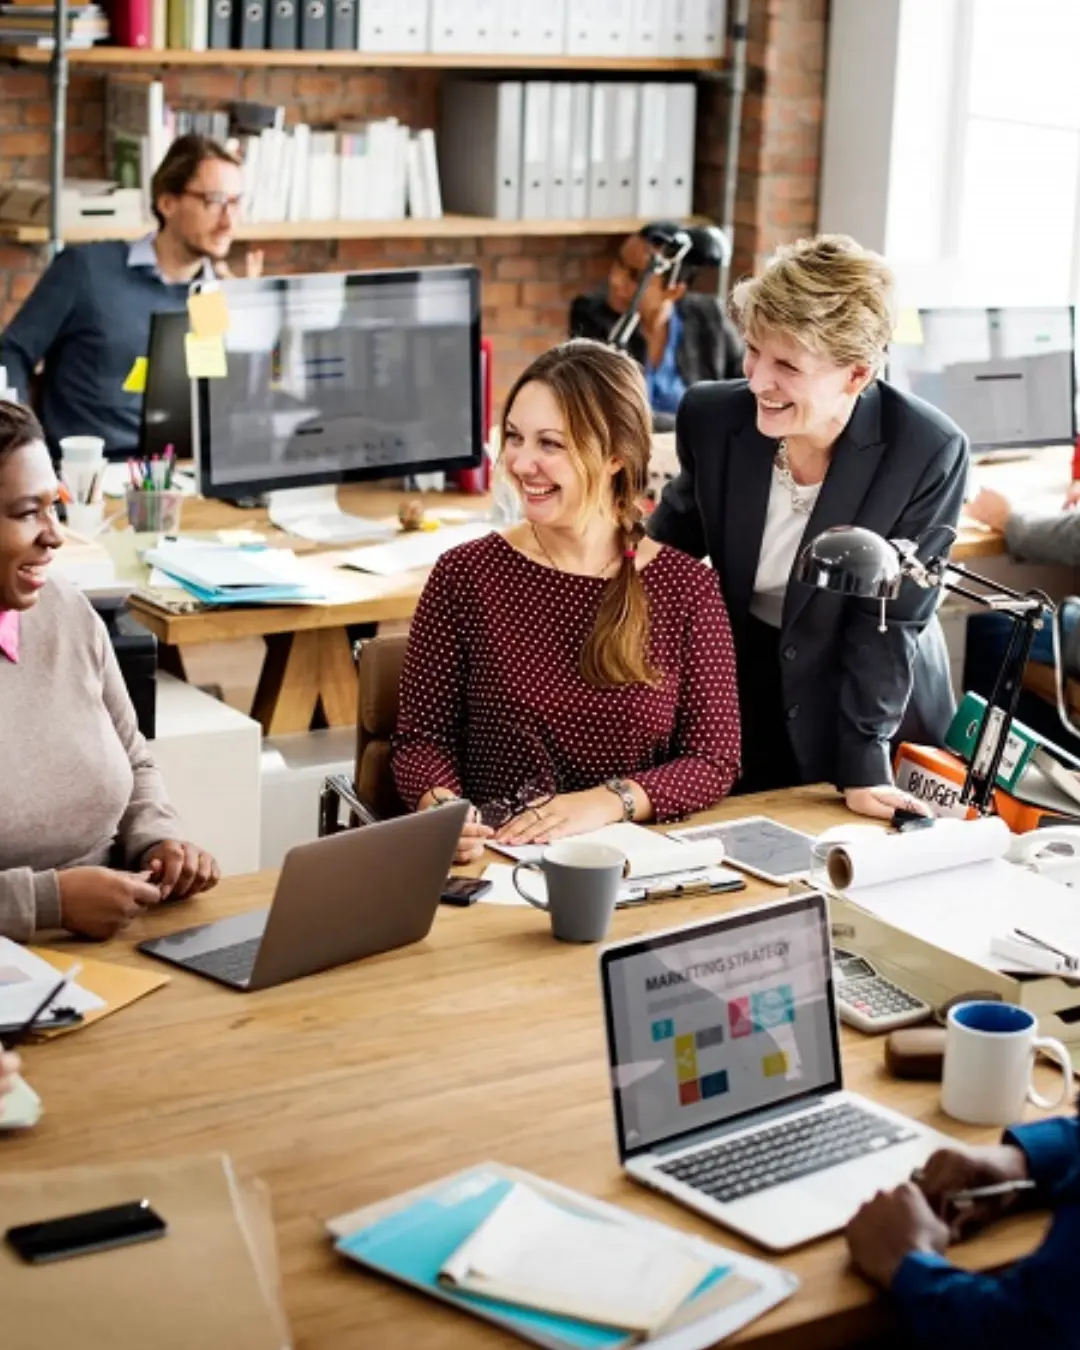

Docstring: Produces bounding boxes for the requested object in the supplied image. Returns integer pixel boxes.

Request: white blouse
[749,465,823,628]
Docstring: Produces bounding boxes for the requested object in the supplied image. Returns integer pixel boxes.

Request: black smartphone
[6,1200,167,1264]
[439,877,492,907]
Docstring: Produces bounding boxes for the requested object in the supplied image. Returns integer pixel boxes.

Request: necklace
[774,439,817,515]
[530,525,621,578]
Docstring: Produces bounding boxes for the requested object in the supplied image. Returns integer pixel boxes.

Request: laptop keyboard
[176,937,262,985]
[657,1101,920,1205]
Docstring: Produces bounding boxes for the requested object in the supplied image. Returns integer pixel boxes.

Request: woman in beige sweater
[0,401,218,941]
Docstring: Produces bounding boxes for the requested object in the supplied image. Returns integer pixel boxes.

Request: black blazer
[649,379,970,789]
[569,290,745,388]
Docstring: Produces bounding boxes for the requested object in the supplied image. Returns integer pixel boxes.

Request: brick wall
[0,0,828,406]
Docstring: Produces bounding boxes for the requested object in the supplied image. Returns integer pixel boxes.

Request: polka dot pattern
[391,533,741,822]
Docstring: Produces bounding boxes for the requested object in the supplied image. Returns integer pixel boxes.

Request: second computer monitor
[195,265,483,498]
[887,306,1076,452]
[140,309,193,461]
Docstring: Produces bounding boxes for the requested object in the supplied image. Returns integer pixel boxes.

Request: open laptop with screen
[600,893,949,1250]
[139,801,468,992]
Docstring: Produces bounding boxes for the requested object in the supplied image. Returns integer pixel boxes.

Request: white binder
[663,83,697,217]
[568,83,592,219]
[431,0,497,52]
[566,0,629,56]
[588,83,615,218]
[439,80,523,220]
[548,82,574,219]
[358,0,403,49]
[521,82,553,220]
[661,0,691,58]
[634,82,668,218]
[610,82,639,217]
[627,0,663,56]
[396,0,430,52]
[501,0,567,54]
[690,0,726,58]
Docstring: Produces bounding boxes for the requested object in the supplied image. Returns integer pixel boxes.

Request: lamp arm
[607,236,693,351]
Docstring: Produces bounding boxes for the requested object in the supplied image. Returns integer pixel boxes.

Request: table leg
[158,644,188,682]
[251,631,323,735]
[250,628,360,735]
[317,628,360,727]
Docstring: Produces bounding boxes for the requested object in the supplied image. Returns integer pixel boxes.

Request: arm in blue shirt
[0,247,82,404]
[890,1116,1080,1350]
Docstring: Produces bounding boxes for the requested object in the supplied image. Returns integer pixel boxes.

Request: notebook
[488,823,725,881]
[328,1161,797,1350]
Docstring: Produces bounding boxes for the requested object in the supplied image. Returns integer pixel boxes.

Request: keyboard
[176,937,262,985]
[657,1101,919,1205]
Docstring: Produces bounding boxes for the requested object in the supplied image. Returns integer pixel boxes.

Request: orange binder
[893,742,1078,832]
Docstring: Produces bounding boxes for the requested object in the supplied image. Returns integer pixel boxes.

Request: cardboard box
[0,179,145,231]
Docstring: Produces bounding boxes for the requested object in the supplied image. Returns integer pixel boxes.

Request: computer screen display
[140,310,193,461]
[601,895,840,1159]
[886,306,1076,451]
[196,266,482,497]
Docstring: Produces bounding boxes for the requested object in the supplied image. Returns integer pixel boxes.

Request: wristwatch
[603,778,636,822]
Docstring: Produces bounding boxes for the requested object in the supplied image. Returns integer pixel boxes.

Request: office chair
[319,632,408,835]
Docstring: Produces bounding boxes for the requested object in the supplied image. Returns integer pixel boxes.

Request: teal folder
[334,1172,730,1350]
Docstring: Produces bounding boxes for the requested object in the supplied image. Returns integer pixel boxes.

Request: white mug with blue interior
[941,1000,1073,1127]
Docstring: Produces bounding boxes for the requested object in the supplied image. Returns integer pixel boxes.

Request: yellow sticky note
[184,331,227,379]
[893,307,924,346]
[187,286,230,339]
[123,356,148,394]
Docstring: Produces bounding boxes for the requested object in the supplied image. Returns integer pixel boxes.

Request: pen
[946,1179,1036,1207]
[2,962,82,1049]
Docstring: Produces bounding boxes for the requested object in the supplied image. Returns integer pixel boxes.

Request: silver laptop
[599,892,950,1251]
[139,801,468,992]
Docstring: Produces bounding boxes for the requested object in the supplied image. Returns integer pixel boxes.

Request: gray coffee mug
[512,840,625,942]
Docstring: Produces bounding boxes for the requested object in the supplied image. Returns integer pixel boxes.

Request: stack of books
[328,1162,797,1349]
[0,1,108,47]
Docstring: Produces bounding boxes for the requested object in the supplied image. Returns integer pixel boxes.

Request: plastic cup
[126,489,184,536]
[59,435,106,463]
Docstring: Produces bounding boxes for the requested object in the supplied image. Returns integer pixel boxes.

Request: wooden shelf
[0,213,706,245]
[0,44,724,72]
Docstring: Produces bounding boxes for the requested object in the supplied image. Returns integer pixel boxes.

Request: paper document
[488,822,724,880]
[438,1181,713,1333]
[0,938,105,1024]
[338,523,495,575]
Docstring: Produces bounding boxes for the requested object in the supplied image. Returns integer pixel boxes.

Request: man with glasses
[0,134,245,459]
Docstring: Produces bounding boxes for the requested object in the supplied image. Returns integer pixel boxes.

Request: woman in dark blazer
[650,234,969,820]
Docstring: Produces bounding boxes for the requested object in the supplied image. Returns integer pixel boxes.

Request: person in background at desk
[0,134,243,460]
[569,223,744,423]
[649,234,969,820]
[846,1109,1080,1349]
[392,339,741,863]
[0,401,219,941]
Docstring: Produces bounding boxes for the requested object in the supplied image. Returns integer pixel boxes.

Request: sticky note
[187,285,230,339]
[184,332,227,379]
[893,308,924,346]
[123,356,148,394]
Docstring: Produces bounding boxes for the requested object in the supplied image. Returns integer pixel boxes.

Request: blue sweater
[0,240,192,455]
[891,1113,1080,1348]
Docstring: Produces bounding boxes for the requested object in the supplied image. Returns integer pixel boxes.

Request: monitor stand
[265,485,397,545]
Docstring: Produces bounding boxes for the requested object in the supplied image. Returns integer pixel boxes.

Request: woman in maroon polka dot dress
[391,340,741,863]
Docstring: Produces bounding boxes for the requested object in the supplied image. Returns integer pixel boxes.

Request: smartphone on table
[439,877,492,907]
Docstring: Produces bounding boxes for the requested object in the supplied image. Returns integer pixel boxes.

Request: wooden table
[3,787,1060,1348]
[128,483,490,735]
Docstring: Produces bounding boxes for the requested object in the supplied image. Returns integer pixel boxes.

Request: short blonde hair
[730,234,895,374]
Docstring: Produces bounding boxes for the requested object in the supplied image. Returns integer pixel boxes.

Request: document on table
[479,863,744,908]
[487,821,724,879]
[0,938,104,1026]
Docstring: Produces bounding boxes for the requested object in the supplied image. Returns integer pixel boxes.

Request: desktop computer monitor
[886,306,1076,453]
[140,309,193,461]
[195,266,483,512]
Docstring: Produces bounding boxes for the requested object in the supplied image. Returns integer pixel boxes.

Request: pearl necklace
[774,439,816,515]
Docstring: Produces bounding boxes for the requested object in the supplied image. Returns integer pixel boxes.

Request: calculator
[833,948,932,1034]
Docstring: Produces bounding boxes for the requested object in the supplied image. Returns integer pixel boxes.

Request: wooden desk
[128,484,489,735]
[2,788,1059,1348]
[954,444,1073,561]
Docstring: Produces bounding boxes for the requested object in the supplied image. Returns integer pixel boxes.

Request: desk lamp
[795,524,1054,816]
[607,223,732,352]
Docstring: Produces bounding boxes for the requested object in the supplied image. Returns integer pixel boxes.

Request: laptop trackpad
[144,909,269,959]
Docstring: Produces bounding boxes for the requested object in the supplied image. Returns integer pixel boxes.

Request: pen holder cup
[126,489,184,536]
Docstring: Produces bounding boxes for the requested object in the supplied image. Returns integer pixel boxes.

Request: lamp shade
[794,525,902,599]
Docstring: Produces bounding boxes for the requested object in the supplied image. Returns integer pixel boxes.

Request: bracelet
[424,789,460,809]
[603,778,636,822]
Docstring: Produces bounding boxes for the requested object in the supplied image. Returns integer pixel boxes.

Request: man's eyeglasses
[183,189,242,212]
